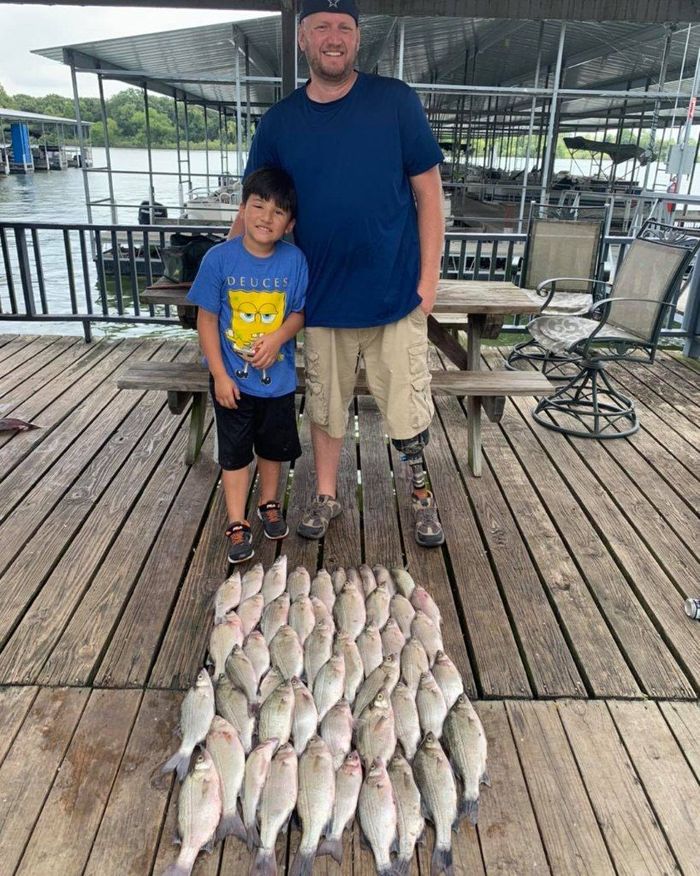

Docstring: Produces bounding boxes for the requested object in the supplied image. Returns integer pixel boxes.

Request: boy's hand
[213,373,240,409]
[250,333,282,370]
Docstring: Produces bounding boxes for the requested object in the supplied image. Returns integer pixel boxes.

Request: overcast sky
[3,4,273,99]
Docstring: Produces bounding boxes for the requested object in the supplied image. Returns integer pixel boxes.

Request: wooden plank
[558,700,679,875]
[436,392,586,698]
[0,686,38,765]
[609,700,700,876]
[94,431,220,688]
[0,335,58,383]
[618,359,700,428]
[475,701,549,875]
[0,336,79,400]
[16,689,141,876]
[32,421,212,688]
[83,690,180,876]
[506,701,615,875]
[659,701,700,783]
[0,688,90,874]
[435,280,537,314]
[657,351,700,391]
[0,335,40,365]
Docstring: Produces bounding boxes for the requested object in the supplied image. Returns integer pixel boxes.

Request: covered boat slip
[0,333,698,873]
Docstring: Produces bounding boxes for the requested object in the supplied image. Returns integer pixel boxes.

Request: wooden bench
[117,360,553,467]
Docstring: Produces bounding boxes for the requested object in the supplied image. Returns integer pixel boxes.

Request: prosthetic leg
[391,430,444,547]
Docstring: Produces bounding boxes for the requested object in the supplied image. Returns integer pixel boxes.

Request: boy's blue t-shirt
[245,73,444,329]
[186,236,307,398]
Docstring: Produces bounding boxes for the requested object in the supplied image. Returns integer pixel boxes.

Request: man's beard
[308,52,356,83]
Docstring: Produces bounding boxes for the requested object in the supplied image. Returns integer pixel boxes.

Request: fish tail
[246,821,261,851]
[317,837,343,865]
[391,858,412,876]
[288,849,315,876]
[249,849,278,876]
[216,811,247,843]
[431,844,454,876]
[458,796,479,825]
[160,749,190,782]
[161,866,191,876]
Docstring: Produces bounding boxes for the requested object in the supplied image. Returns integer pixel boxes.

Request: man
[228,0,446,547]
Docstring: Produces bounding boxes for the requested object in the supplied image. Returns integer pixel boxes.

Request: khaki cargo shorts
[304,306,434,440]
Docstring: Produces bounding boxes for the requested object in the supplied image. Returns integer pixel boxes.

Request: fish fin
[431,844,454,876]
[458,796,479,825]
[288,850,315,876]
[246,820,261,852]
[217,812,247,844]
[160,750,190,782]
[317,838,343,865]
[480,771,491,788]
[0,418,39,432]
[249,849,278,876]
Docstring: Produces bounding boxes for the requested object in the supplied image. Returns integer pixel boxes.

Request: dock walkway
[0,333,698,875]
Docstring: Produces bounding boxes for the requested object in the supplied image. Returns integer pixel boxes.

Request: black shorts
[210,379,301,471]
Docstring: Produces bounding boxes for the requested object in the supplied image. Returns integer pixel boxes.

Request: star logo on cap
[328,0,340,7]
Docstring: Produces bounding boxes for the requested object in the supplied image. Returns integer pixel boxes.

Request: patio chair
[507,202,607,376]
[530,219,700,438]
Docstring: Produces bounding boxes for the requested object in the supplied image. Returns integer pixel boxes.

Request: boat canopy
[563,136,651,166]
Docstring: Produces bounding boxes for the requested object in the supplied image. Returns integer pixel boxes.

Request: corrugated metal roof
[0,107,90,128]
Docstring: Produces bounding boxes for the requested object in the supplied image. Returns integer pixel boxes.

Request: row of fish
[161,558,488,876]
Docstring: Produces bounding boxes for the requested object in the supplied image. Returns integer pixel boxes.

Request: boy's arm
[250,310,304,370]
[197,308,240,408]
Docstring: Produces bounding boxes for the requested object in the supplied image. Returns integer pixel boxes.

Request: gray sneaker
[297,494,342,539]
[412,491,445,547]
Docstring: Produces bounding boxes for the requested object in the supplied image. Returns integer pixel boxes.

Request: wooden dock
[0,333,698,875]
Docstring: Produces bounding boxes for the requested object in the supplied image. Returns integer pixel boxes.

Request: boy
[187,167,307,564]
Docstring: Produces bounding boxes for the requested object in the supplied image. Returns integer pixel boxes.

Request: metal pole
[518,21,543,231]
[174,97,184,210]
[69,55,92,223]
[204,104,210,189]
[643,25,674,191]
[281,1,297,99]
[98,72,117,224]
[236,47,243,178]
[397,19,406,81]
[540,21,566,203]
[143,85,155,221]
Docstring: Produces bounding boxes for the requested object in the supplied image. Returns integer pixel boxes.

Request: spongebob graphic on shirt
[225,288,286,385]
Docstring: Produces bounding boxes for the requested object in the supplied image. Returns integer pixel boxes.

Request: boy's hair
[242,167,297,218]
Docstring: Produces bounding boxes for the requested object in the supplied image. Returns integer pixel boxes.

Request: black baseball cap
[299,0,359,24]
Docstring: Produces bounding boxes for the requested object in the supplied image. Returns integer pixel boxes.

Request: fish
[313,653,346,721]
[366,581,391,631]
[260,592,290,645]
[291,676,319,756]
[240,562,265,602]
[287,566,311,601]
[358,758,398,875]
[289,736,336,876]
[310,568,335,613]
[262,554,288,605]
[356,622,383,678]
[238,593,265,637]
[347,567,363,590]
[401,637,429,693]
[410,586,442,630]
[373,564,396,597]
[269,624,304,681]
[391,682,421,761]
[303,618,334,689]
[413,732,458,876]
[320,698,353,769]
[206,715,246,843]
[163,749,221,876]
[416,671,448,738]
[359,563,377,598]
[213,571,241,624]
[388,750,425,876]
[411,610,444,665]
[215,674,255,752]
[353,654,400,718]
[333,580,366,640]
[162,669,215,781]
[391,567,416,600]
[243,630,270,686]
[258,679,294,747]
[310,595,333,625]
[390,593,416,639]
[334,632,363,703]
[432,651,464,711]
[259,666,285,705]
[288,594,316,646]
[251,743,298,876]
[208,611,244,680]
[225,645,259,705]
[332,566,347,595]
[317,750,363,864]
[242,737,279,849]
[356,688,397,769]
[443,693,489,825]
[381,617,406,659]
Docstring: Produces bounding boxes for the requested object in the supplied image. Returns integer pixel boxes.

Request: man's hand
[213,373,240,409]
[250,332,282,370]
[418,285,437,315]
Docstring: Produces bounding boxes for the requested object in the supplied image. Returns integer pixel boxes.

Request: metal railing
[0,220,696,350]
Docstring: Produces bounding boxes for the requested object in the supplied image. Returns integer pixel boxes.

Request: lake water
[0,146,690,336]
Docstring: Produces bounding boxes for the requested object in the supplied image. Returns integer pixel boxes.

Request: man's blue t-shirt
[245,73,443,329]
[187,236,307,398]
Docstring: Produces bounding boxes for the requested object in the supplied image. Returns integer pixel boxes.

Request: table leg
[427,314,470,370]
[467,316,483,476]
[185,392,207,466]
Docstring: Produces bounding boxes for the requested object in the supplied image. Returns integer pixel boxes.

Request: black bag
[161,233,224,283]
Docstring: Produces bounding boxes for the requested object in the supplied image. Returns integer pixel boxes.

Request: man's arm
[410,164,445,314]
[227,211,245,241]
